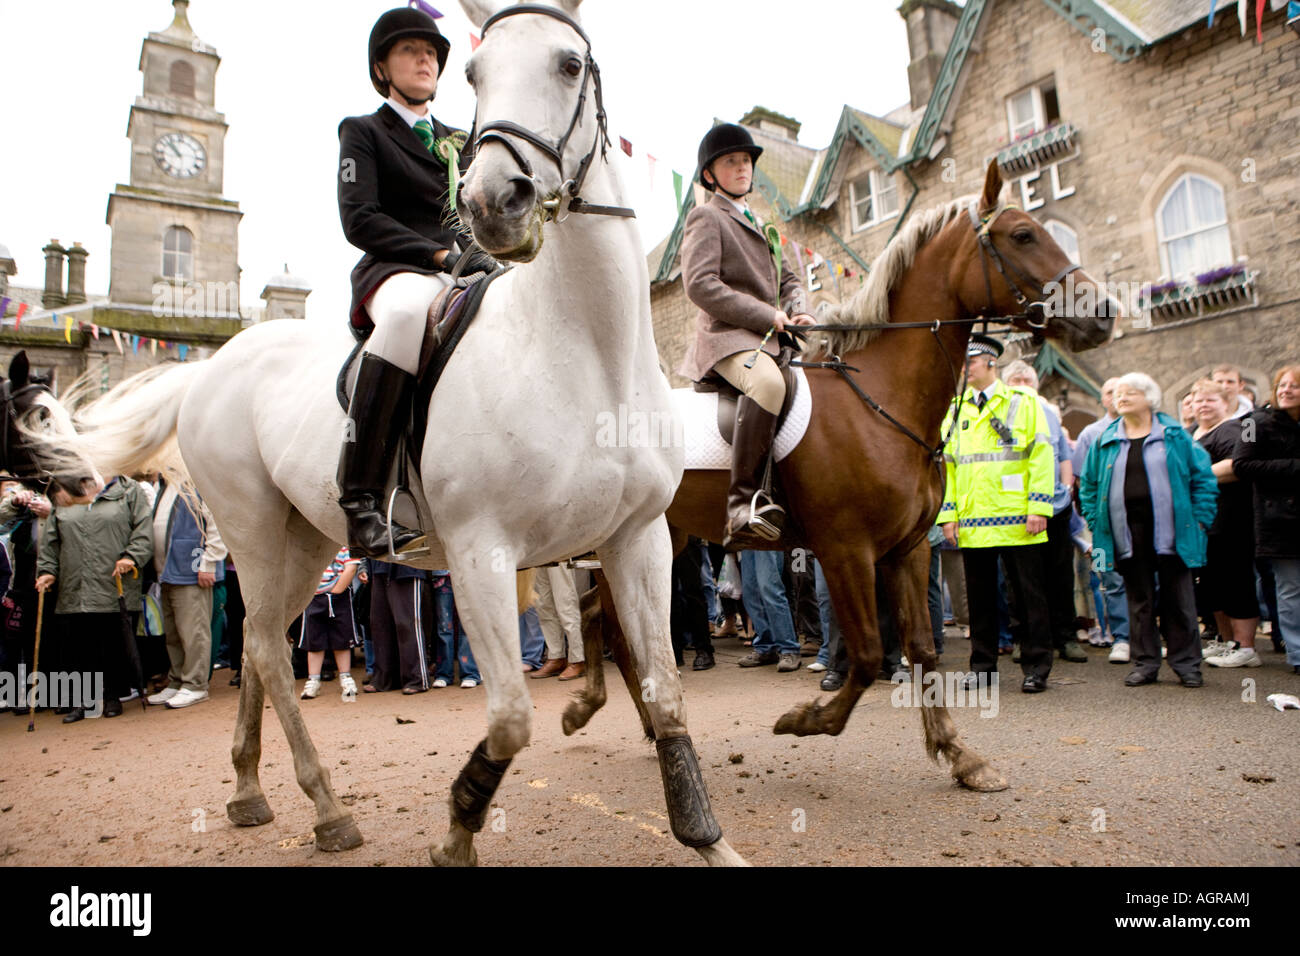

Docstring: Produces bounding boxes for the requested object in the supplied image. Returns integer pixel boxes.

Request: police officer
[337,7,494,558]
[938,335,1056,693]
[678,124,814,550]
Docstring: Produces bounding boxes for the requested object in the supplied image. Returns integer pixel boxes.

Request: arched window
[1044,220,1080,264]
[1156,174,1232,279]
[169,60,196,99]
[162,227,194,279]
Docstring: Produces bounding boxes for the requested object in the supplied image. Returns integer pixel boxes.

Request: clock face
[154,131,206,179]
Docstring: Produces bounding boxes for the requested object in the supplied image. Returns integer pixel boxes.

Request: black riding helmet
[369,7,451,99]
[696,123,764,195]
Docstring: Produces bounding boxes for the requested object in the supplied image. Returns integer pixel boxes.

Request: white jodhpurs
[364,272,454,375]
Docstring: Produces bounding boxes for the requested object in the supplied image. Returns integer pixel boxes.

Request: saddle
[335,269,510,525]
[693,344,800,445]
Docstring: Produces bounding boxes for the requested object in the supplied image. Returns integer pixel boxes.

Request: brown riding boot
[722,396,785,551]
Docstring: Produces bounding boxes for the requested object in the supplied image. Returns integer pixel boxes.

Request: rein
[790,200,1071,466]
[472,4,636,222]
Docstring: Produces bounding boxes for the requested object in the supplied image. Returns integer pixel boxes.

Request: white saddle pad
[670,366,813,471]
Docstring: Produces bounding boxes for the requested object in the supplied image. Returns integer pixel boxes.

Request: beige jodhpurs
[713,350,785,414]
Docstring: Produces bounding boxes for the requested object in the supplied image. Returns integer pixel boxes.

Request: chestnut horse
[565,161,1118,793]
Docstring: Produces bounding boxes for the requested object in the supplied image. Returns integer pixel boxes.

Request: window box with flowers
[1141,262,1258,323]
[995,121,1079,176]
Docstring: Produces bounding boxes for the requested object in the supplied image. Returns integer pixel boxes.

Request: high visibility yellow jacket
[936,379,1055,548]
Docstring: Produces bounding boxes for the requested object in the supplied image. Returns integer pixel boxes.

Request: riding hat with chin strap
[369,7,451,100]
[469,3,635,220]
[696,124,763,198]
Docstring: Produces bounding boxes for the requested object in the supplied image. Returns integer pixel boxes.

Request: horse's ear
[459,0,506,30]
[8,351,29,387]
[978,159,1003,216]
[557,0,584,15]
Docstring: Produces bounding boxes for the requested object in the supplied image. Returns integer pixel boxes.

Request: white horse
[33,0,744,867]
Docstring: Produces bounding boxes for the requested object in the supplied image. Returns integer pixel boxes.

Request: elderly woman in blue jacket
[1079,372,1217,687]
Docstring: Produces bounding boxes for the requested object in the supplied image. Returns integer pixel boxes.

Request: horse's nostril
[500,176,536,217]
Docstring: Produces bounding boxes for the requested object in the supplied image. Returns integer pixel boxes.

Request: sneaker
[1201,638,1232,659]
[431,678,448,688]
[1108,642,1130,663]
[147,686,180,705]
[777,652,801,672]
[1060,640,1089,663]
[807,661,827,673]
[738,650,779,668]
[1083,625,1104,645]
[1206,645,1262,668]
[340,674,358,702]
[119,689,140,703]
[460,678,479,688]
[164,688,209,709]
[300,678,321,700]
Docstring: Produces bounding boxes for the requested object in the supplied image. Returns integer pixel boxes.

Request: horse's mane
[809,194,976,358]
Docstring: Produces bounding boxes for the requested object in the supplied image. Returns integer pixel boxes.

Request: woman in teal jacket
[1079,372,1217,687]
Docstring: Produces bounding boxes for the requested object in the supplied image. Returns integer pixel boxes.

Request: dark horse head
[0,352,97,501]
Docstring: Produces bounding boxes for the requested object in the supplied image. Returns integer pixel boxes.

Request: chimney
[65,242,89,305]
[899,0,962,112]
[42,239,67,309]
[0,243,15,300]
[738,106,801,142]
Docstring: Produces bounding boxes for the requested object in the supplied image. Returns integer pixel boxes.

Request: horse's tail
[28,361,205,488]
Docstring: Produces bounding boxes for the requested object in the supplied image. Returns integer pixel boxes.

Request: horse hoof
[958,765,1009,792]
[226,795,275,827]
[314,815,364,851]
[773,703,820,737]
[561,702,591,736]
[428,842,478,867]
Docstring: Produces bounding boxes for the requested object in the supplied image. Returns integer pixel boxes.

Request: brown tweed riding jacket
[677,192,807,382]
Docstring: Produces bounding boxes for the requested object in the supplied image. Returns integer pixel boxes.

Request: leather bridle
[969,199,1079,328]
[0,378,56,490]
[472,3,636,222]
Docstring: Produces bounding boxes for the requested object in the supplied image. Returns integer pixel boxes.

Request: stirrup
[385,486,429,560]
[746,491,785,541]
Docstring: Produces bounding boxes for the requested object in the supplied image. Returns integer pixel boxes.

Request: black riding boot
[722,396,785,551]
[337,353,426,559]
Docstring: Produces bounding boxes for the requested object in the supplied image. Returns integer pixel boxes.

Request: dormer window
[1006,80,1060,141]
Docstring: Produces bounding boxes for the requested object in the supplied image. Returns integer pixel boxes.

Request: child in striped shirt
[299,547,362,701]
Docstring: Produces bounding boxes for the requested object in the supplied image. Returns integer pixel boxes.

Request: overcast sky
[1,0,912,322]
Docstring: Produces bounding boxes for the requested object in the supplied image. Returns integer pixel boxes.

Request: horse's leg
[429,546,533,867]
[774,547,880,737]
[226,647,274,825]
[561,584,608,736]
[592,569,656,739]
[242,512,363,851]
[881,546,1007,792]
[598,519,747,867]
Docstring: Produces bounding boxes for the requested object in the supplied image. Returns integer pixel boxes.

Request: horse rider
[337,7,495,559]
[679,123,815,550]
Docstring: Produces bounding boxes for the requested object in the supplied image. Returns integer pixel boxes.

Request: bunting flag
[1240,0,1248,33]
[0,297,9,319]
[179,345,189,361]
[647,153,657,191]
[111,329,123,355]
[63,315,72,343]
[150,338,158,356]
[90,324,99,339]
[408,0,443,17]
[13,303,26,328]
[1207,0,1218,26]
[619,136,632,157]
[131,334,140,354]
[469,32,481,51]
[673,170,684,211]
[1257,0,1266,39]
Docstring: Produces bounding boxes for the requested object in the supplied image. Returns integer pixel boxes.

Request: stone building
[648,0,1300,433]
[0,1,308,392]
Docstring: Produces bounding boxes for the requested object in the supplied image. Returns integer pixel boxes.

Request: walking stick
[26,589,45,733]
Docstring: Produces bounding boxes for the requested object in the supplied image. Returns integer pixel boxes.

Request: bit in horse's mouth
[481,208,545,263]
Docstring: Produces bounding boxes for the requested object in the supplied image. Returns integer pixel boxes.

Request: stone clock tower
[106,0,241,314]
